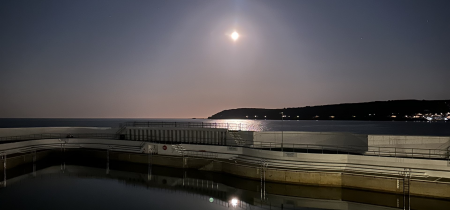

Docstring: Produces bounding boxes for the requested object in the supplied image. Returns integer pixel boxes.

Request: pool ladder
[401,168,411,210]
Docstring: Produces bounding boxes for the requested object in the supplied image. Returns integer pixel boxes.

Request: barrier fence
[119,121,262,131]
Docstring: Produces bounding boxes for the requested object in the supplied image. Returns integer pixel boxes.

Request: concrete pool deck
[0,123,449,199]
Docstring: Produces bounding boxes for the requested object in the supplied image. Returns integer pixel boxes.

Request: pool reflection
[0,151,449,210]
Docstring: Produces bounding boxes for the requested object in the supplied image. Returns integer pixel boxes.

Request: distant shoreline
[208,99,450,121]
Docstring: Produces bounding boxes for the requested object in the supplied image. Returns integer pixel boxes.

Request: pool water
[0,155,449,210]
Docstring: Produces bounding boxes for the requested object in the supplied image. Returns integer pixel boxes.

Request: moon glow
[231,31,239,41]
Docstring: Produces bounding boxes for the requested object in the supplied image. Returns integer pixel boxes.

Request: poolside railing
[0,133,448,160]
[0,133,118,142]
[120,121,261,131]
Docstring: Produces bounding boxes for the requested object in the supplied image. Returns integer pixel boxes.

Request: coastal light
[231,31,239,41]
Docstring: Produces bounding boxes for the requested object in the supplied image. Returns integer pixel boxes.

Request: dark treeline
[208,100,450,121]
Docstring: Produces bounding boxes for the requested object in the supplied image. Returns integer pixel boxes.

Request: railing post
[106,149,109,175]
[33,150,36,177]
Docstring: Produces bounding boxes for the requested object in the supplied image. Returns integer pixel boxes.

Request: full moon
[231,31,239,41]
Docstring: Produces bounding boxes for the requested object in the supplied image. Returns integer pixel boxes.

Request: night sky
[1,0,449,118]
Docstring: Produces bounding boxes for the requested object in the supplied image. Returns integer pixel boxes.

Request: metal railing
[121,121,260,131]
[184,151,218,159]
[250,141,449,159]
[0,133,448,160]
[0,133,119,142]
[122,134,229,146]
[122,135,450,160]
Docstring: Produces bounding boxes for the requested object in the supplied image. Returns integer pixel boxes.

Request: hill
[208,100,450,121]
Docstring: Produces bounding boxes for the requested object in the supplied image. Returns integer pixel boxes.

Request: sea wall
[252,131,368,147]
[252,131,450,149]
[0,127,115,137]
[2,127,449,151]
[368,135,450,149]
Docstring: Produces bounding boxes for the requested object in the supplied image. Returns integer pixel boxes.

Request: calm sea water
[0,118,449,136]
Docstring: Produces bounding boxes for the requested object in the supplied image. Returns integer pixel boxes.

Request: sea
[0,118,449,136]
